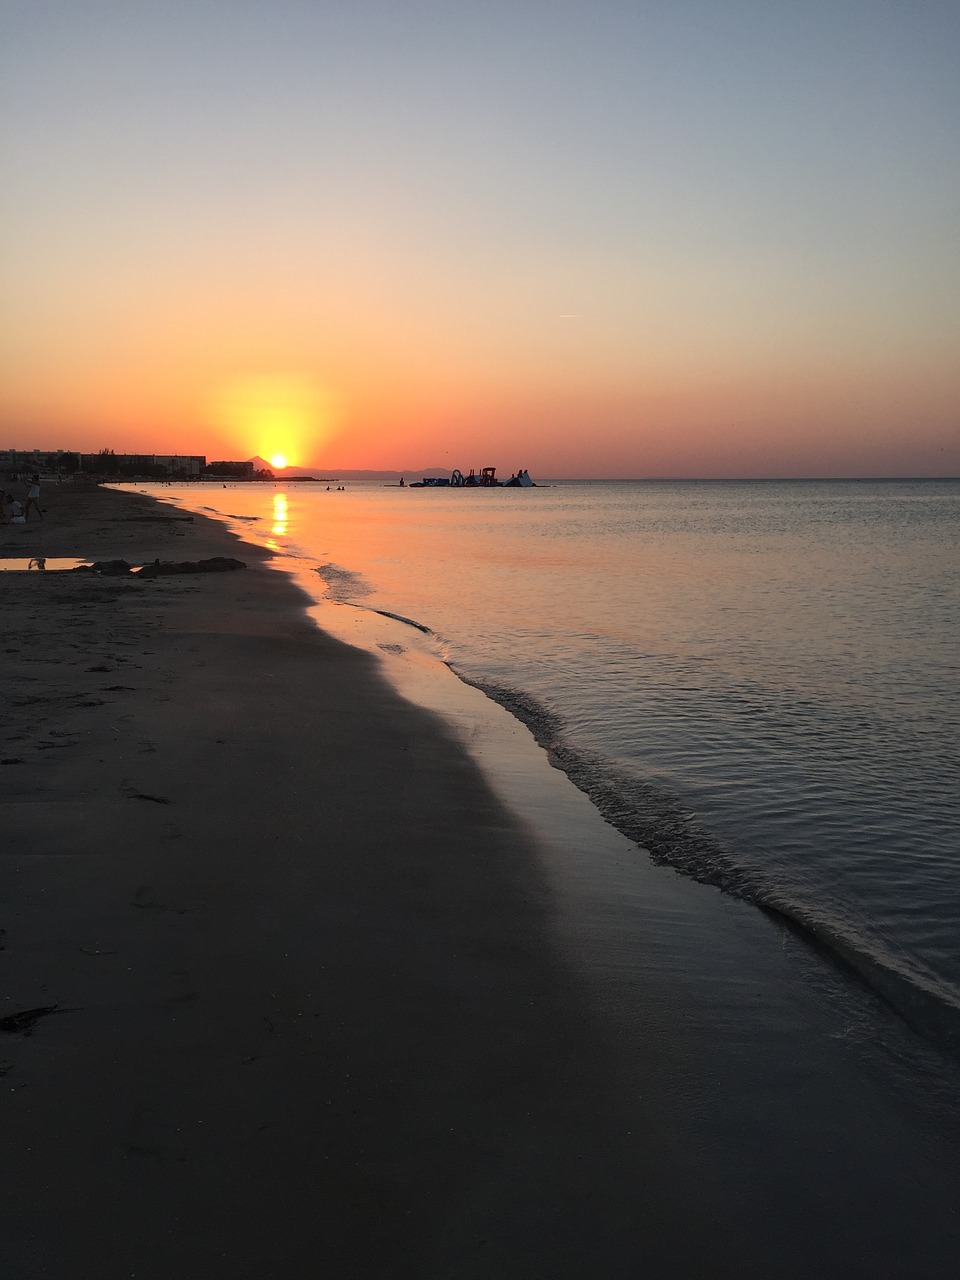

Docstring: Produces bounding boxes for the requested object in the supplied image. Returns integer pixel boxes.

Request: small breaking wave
[757,893,960,1062]
[315,563,373,602]
[370,609,433,635]
[201,507,260,521]
[313,567,435,635]
[461,674,747,888]
[461,673,960,1062]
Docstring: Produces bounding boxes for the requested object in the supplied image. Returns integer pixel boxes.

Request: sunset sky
[2,0,958,477]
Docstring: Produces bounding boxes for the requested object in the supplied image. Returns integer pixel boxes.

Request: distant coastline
[3,447,957,485]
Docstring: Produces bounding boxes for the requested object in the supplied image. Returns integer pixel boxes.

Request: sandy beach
[3,483,959,1279]
[1,484,658,1277]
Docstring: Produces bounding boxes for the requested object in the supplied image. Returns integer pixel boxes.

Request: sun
[208,373,342,469]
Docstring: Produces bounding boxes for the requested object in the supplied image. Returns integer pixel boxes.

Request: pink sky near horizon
[2,2,959,478]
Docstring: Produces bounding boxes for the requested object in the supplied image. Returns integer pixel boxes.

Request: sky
[2,0,958,477]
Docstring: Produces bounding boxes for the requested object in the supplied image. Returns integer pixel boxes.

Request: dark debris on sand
[76,557,247,577]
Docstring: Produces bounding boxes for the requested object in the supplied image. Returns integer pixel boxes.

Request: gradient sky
[2,0,958,476]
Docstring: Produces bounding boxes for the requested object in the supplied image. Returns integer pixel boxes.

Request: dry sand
[3,483,959,1278]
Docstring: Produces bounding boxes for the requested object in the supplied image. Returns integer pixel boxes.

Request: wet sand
[2,483,959,1278]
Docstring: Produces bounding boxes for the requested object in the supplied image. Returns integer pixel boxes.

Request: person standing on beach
[24,474,42,520]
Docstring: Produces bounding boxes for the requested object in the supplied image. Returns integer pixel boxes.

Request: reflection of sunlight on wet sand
[266,492,288,550]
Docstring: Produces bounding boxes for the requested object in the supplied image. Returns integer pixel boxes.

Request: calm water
[158,478,960,1053]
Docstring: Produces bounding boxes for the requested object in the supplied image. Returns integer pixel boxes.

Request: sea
[150,477,960,1062]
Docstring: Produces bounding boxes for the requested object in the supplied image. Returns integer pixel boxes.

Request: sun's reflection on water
[272,492,288,536]
[265,492,289,551]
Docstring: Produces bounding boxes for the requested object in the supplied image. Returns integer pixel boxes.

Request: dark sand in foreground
[2,484,959,1278]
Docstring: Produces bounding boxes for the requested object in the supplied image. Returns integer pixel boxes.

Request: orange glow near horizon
[205,375,340,471]
[2,348,959,477]
[3,6,960,480]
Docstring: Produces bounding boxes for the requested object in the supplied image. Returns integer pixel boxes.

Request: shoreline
[3,483,960,1277]
[155,481,960,1063]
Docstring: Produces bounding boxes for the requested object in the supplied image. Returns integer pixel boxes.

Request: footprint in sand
[120,781,171,805]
